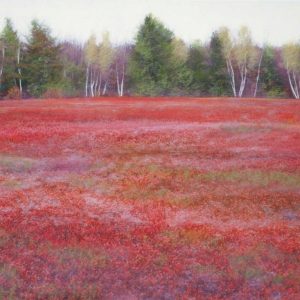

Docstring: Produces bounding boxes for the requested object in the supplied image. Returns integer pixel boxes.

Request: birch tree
[0,19,22,96]
[115,44,130,96]
[234,26,258,97]
[253,47,263,97]
[84,32,114,97]
[219,26,258,97]
[84,34,98,97]
[218,27,237,96]
[282,43,300,99]
[98,32,114,96]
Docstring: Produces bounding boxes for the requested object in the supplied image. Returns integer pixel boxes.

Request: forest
[0,14,299,99]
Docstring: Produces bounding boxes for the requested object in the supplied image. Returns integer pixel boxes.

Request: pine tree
[23,20,62,97]
[208,32,231,96]
[186,41,209,95]
[260,46,286,98]
[129,14,175,96]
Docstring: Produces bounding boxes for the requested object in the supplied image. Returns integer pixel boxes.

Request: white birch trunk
[287,69,298,99]
[97,73,102,96]
[17,47,22,95]
[254,50,263,97]
[102,81,107,95]
[90,67,95,97]
[292,71,299,99]
[0,47,5,83]
[94,72,99,96]
[238,64,247,97]
[85,65,89,97]
[116,64,120,96]
[226,59,237,97]
[120,63,125,97]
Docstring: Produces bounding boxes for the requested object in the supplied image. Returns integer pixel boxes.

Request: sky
[0,0,300,46]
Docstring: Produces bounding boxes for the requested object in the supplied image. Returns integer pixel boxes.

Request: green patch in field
[229,254,263,279]
[69,174,98,189]
[0,178,22,190]
[68,174,114,196]
[0,154,36,173]
[36,283,102,299]
[0,263,18,281]
[153,253,168,267]
[90,160,107,171]
[0,229,11,248]
[272,274,286,285]
[198,170,300,188]
[54,246,109,268]
[221,124,271,134]
[0,263,19,299]
[193,263,224,277]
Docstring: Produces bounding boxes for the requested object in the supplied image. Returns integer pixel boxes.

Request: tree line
[0,15,299,99]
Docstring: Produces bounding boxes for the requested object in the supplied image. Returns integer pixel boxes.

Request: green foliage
[0,18,20,96]
[186,42,209,95]
[23,20,63,97]
[129,14,176,95]
[260,46,286,98]
[60,58,85,97]
[0,14,296,98]
[208,32,231,96]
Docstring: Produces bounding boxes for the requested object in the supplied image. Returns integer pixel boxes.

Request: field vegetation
[0,97,299,298]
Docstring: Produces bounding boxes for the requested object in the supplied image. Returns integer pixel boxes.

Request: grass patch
[54,246,109,268]
[0,154,36,173]
[98,160,299,208]
[221,124,270,134]
[0,178,22,190]
[198,170,300,188]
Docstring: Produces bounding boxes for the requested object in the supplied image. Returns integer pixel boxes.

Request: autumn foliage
[0,97,299,299]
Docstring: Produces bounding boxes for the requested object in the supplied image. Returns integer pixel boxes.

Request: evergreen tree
[208,32,231,96]
[23,20,62,97]
[129,14,175,95]
[0,18,20,96]
[186,41,209,95]
[170,37,192,95]
[260,46,286,97]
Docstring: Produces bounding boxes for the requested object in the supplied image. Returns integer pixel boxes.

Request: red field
[0,97,300,299]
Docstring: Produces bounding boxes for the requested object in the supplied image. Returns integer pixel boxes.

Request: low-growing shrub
[6,86,22,100]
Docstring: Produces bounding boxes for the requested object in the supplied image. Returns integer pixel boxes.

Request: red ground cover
[0,97,300,299]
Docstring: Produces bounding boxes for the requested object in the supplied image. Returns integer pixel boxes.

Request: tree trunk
[116,64,120,96]
[0,47,5,85]
[17,47,22,96]
[254,50,263,97]
[292,71,299,99]
[102,81,107,95]
[226,59,236,97]
[120,63,125,97]
[90,67,95,97]
[97,73,102,96]
[85,65,89,97]
[287,69,298,99]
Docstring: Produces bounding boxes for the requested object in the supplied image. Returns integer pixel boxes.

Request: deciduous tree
[282,43,300,99]
[0,19,21,96]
